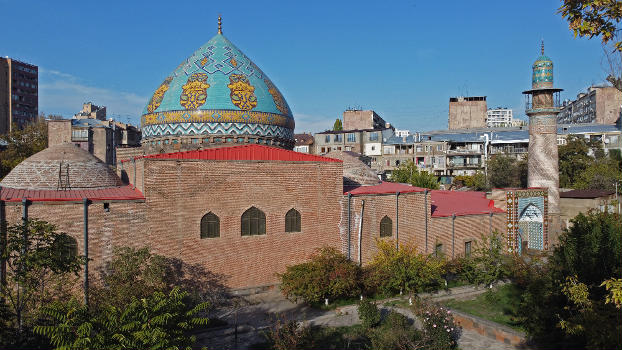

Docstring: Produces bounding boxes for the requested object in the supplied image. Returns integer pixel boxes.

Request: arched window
[285,208,301,233]
[54,234,78,260]
[380,216,392,237]
[241,206,266,236]
[200,212,220,238]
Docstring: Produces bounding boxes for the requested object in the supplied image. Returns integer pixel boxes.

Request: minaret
[522,42,563,243]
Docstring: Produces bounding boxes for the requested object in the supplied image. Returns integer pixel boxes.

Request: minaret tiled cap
[532,42,553,89]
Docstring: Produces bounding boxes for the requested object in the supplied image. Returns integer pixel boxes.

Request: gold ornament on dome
[147,76,173,113]
[264,78,289,115]
[230,57,238,67]
[180,73,210,109]
[228,74,257,111]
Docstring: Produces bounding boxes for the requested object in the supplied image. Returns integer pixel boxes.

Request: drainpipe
[132,159,136,188]
[358,200,365,266]
[83,198,90,307]
[424,190,429,253]
[21,198,28,225]
[489,212,493,235]
[395,192,400,249]
[452,214,456,259]
[0,201,6,302]
[347,193,351,260]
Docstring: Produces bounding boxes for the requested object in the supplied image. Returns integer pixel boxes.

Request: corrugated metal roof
[431,190,505,217]
[344,181,425,195]
[136,144,341,163]
[420,123,620,143]
[0,185,145,203]
[560,189,616,199]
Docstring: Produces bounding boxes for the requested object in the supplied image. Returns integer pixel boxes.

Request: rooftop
[344,181,425,195]
[560,189,616,199]
[1,143,123,190]
[129,144,341,163]
[431,190,505,217]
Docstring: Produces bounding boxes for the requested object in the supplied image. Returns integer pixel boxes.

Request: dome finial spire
[218,15,222,34]
[541,39,544,55]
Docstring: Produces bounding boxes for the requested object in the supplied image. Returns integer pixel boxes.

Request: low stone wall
[449,308,526,346]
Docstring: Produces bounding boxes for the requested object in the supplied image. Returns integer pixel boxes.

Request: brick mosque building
[1,20,521,292]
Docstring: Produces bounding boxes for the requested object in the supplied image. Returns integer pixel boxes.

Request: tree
[559,0,622,52]
[519,211,622,349]
[558,135,596,187]
[487,154,525,188]
[454,172,488,191]
[0,219,84,346]
[558,135,621,190]
[333,118,343,131]
[34,287,210,350]
[469,230,510,287]
[0,117,47,179]
[390,160,440,189]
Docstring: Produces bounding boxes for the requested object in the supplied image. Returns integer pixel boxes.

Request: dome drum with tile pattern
[141,19,295,153]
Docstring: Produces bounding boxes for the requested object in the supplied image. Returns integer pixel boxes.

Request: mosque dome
[0,143,123,190]
[141,17,294,151]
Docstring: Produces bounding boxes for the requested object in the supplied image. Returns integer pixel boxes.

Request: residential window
[325,135,330,143]
[347,133,356,142]
[464,241,472,257]
[369,132,378,141]
[437,145,443,151]
[200,212,220,238]
[334,134,343,142]
[285,208,301,232]
[380,216,392,237]
[241,206,266,236]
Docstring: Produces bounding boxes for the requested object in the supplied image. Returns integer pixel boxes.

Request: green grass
[442,284,525,331]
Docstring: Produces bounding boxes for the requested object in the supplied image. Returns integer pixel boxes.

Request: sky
[0,0,611,132]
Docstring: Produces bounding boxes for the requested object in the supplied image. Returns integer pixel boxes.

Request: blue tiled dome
[141,32,294,144]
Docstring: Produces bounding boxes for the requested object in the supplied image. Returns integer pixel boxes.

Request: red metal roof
[345,182,426,195]
[125,144,341,163]
[0,185,145,203]
[431,190,505,217]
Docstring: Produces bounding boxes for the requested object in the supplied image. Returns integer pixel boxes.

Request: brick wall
[115,147,144,162]
[3,200,148,283]
[430,213,507,258]
[341,191,431,265]
[141,158,343,288]
[47,120,72,146]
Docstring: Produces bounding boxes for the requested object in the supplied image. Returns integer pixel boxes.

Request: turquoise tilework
[142,34,292,119]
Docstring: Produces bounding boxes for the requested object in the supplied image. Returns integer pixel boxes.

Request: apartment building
[0,57,38,133]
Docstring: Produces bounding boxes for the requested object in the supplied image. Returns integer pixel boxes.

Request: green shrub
[369,240,444,295]
[358,299,381,328]
[369,311,421,350]
[417,303,461,350]
[279,247,361,304]
[267,315,313,350]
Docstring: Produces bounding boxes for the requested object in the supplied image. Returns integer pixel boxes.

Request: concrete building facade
[558,85,621,125]
[486,108,513,128]
[448,96,487,129]
[343,109,387,130]
[0,57,38,133]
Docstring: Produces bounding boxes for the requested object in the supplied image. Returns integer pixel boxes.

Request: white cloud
[293,113,335,134]
[38,68,147,125]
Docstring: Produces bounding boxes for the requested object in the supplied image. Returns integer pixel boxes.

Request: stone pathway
[196,287,527,350]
